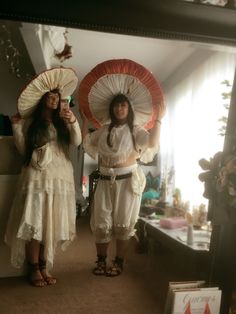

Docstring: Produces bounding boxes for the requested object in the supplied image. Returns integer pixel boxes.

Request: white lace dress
[5,120,82,270]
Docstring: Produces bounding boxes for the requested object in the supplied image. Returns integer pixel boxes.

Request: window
[160,51,236,212]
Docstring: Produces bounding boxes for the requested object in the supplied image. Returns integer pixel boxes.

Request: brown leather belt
[99,172,132,180]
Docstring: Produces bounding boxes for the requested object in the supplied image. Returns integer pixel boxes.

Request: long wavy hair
[107,94,137,150]
[24,89,70,165]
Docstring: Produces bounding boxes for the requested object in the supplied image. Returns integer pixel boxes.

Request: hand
[60,109,76,123]
[11,113,22,124]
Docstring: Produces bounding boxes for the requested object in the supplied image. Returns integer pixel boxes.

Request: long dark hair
[107,94,137,150]
[24,89,70,165]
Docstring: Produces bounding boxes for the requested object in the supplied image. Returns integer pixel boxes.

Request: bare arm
[148,101,166,148]
[148,120,162,148]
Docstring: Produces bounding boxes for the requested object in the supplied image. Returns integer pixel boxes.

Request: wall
[0,21,36,277]
[0,20,35,116]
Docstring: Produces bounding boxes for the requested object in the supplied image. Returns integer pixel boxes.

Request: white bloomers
[90,164,146,243]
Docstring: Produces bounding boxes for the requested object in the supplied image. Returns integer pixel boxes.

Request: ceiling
[19,22,236,95]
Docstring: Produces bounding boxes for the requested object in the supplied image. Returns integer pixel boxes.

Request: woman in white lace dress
[5,68,81,287]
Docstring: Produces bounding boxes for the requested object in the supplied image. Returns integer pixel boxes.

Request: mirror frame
[0,1,236,47]
[1,1,236,313]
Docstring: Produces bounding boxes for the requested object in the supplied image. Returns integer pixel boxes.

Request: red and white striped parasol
[78,59,164,130]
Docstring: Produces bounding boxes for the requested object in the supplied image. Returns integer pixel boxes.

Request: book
[164,281,222,314]
[164,281,206,314]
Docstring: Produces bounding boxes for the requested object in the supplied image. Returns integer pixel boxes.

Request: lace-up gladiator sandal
[28,262,46,287]
[93,255,107,275]
[106,256,124,277]
[39,258,57,285]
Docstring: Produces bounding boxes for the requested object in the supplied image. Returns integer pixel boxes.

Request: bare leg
[25,239,45,287]
[106,239,129,277]
[38,244,56,285]
[93,242,109,275]
[25,239,41,263]
[116,239,129,259]
[96,242,109,256]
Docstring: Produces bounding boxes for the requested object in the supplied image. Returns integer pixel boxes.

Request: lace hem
[7,222,76,270]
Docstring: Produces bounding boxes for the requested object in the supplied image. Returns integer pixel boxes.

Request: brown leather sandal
[28,262,46,287]
[106,256,124,277]
[39,259,57,285]
[93,255,107,276]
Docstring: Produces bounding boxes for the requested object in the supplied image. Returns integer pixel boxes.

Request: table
[137,217,211,279]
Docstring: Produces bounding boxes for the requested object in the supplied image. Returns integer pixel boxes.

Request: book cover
[164,281,205,314]
[171,287,221,314]
[164,281,221,314]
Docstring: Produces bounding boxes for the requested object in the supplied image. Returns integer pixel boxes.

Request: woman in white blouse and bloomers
[80,93,165,277]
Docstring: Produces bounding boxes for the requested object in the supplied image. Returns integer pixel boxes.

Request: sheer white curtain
[160,51,236,210]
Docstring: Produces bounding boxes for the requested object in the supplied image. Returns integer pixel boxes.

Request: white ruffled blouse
[83,124,158,167]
